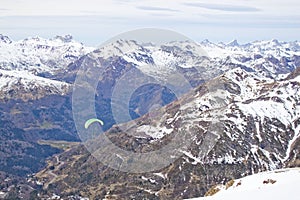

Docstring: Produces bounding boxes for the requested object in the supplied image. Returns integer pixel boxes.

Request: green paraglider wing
[84,118,104,129]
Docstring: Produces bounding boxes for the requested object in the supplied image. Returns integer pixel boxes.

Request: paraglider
[84,118,104,129]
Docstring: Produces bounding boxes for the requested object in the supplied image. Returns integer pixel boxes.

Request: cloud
[136,6,179,12]
[184,3,260,12]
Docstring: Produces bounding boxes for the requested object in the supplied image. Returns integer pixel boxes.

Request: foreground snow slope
[189,168,300,200]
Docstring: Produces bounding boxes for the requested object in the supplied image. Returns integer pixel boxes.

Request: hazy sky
[0,0,299,46]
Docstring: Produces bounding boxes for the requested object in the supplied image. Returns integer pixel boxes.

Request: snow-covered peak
[0,34,95,100]
[82,38,300,87]
[0,34,94,74]
[19,34,87,50]
[200,39,212,45]
[0,34,12,44]
[227,39,239,47]
[200,39,222,47]
[200,39,300,59]
[52,35,73,43]
[163,40,208,58]
[0,69,70,100]
[95,39,145,59]
[1,35,299,102]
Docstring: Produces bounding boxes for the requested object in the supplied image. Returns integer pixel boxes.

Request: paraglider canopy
[84,118,104,129]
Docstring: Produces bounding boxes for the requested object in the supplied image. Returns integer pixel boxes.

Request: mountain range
[0,34,299,199]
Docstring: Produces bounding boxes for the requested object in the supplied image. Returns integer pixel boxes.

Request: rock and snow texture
[0,34,94,99]
[24,36,300,199]
[0,34,94,74]
[1,34,297,162]
[34,66,300,199]
[189,168,300,200]
[1,35,300,151]
[0,34,299,99]
[0,69,70,100]
[96,38,300,82]
[135,66,300,170]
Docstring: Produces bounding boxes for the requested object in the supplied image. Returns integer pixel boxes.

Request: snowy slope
[171,67,300,173]
[95,38,300,83]
[0,69,70,100]
[0,34,94,74]
[201,39,300,79]
[202,39,300,60]
[188,168,300,200]
[0,34,94,100]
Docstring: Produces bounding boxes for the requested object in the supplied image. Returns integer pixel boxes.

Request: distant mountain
[1,35,299,102]
[0,35,299,103]
[226,39,239,47]
[0,34,94,74]
[0,34,93,100]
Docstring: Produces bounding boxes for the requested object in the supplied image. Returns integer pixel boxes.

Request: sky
[0,0,299,46]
